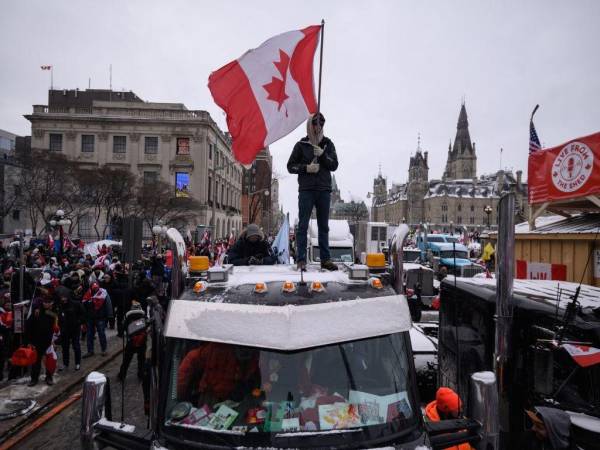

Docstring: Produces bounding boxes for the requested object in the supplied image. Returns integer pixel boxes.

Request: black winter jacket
[58,299,85,335]
[27,308,56,350]
[287,136,338,191]
[227,237,275,266]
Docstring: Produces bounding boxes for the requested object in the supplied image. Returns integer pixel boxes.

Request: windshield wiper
[275,428,363,438]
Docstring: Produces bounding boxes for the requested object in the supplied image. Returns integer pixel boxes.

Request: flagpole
[316,19,325,115]
[530,104,539,122]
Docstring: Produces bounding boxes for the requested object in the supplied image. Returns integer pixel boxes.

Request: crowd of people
[0,238,166,387]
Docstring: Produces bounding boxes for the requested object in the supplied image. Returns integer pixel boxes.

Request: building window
[458,204,462,212]
[12,210,20,221]
[470,217,475,224]
[143,171,158,185]
[81,134,95,152]
[176,137,190,155]
[49,133,63,151]
[176,172,190,197]
[470,205,474,212]
[208,176,212,203]
[113,135,127,153]
[209,144,213,160]
[145,136,158,154]
[457,216,462,224]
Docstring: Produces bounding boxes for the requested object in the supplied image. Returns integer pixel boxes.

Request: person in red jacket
[425,387,473,450]
[176,342,260,406]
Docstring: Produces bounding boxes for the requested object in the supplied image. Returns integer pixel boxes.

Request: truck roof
[442,277,600,313]
[164,264,412,350]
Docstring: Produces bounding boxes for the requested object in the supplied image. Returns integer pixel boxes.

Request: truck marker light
[282,281,296,293]
[254,282,268,293]
[193,281,207,294]
[369,277,383,289]
[310,280,325,293]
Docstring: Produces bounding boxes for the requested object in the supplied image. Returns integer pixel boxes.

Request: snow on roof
[457,278,600,307]
[221,264,362,287]
[309,219,351,241]
[164,294,412,350]
[403,263,433,272]
[513,214,600,235]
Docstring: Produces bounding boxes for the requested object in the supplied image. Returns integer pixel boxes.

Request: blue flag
[271,215,290,264]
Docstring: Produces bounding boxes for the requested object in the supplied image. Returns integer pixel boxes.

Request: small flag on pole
[529,104,541,153]
[40,65,52,70]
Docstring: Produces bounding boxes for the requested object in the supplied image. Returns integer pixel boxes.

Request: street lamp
[484,205,493,228]
[152,221,168,252]
[50,209,71,256]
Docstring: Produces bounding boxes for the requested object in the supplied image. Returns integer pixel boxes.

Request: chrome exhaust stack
[390,224,410,294]
[81,371,111,448]
[469,371,499,450]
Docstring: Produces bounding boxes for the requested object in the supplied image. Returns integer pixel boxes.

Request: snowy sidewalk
[0,327,124,441]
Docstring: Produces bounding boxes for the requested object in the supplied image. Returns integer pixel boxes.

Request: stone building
[330,175,369,223]
[24,89,243,238]
[241,147,273,234]
[371,104,528,231]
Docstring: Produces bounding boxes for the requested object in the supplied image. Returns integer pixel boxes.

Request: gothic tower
[373,168,387,205]
[407,139,429,225]
[444,103,477,180]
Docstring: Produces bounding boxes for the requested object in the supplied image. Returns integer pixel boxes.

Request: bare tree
[132,179,202,231]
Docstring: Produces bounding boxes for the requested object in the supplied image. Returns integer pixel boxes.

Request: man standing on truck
[287,113,339,271]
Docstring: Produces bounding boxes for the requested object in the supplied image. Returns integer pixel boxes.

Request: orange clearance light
[193,281,207,294]
[366,253,386,268]
[310,280,325,293]
[369,277,383,289]
[282,281,296,293]
[254,282,268,294]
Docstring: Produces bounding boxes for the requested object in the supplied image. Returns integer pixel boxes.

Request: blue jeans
[87,320,107,354]
[296,191,331,263]
[62,330,81,366]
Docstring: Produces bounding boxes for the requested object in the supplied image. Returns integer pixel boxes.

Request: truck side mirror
[81,371,111,448]
[469,371,499,450]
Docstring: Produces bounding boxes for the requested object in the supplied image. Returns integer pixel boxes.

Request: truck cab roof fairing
[164,294,411,350]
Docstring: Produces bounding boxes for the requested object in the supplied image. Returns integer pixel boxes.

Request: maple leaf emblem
[585,164,592,170]
[263,49,290,116]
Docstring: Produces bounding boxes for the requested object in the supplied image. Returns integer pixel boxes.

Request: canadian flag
[562,344,600,368]
[208,25,321,164]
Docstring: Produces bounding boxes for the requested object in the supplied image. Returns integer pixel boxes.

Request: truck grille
[461,266,484,277]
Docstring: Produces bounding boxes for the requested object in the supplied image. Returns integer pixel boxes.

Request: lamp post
[152,221,168,253]
[50,209,71,256]
[484,205,493,229]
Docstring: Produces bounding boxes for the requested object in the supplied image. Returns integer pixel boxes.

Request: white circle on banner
[551,141,594,193]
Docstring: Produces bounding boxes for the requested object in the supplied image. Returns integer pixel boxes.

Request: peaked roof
[452,103,474,155]
[332,174,339,191]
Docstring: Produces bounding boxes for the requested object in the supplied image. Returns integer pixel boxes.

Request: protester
[287,112,339,271]
[82,282,113,357]
[425,387,472,450]
[227,224,275,266]
[0,296,13,381]
[27,297,58,386]
[56,286,84,371]
[117,300,147,382]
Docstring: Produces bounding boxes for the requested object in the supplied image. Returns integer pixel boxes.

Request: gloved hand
[312,145,324,157]
[248,256,259,265]
[306,162,320,173]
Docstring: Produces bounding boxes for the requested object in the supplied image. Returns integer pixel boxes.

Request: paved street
[17,348,147,450]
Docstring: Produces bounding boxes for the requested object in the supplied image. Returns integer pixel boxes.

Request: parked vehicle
[307,219,354,263]
[416,234,484,277]
[81,227,496,449]
[438,277,600,449]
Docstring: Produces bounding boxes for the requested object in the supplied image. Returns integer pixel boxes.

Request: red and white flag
[562,344,600,368]
[208,25,321,164]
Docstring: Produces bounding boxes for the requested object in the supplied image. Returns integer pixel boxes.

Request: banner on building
[516,260,567,281]
[528,131,600,204]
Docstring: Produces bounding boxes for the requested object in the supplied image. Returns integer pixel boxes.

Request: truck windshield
[403,250,421,262]
[162,333,419,447]
[312,246,353,263]
[440,250,469,259]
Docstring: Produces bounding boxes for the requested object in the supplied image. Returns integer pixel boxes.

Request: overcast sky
[1,1,599,224]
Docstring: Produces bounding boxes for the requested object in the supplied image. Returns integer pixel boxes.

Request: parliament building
[370,104,529,231]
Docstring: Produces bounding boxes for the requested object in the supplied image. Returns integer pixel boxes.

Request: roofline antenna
[109,64,112,102]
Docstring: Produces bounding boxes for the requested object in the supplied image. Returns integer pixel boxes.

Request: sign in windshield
[312,246,353,263]
[163,334,419,446]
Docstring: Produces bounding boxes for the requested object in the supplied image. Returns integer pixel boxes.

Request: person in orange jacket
[425,387,473,450]
[177,342,260,406]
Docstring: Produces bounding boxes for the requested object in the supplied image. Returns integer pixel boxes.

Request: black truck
[438,276,600,449]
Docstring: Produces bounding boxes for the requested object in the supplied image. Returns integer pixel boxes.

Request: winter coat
[10,270,36,302]
[287,136,338,192]
[177,343,259,402]
[27,308,57,350]
[227,235,275,266]
[57,299,85,335]
[82,287,113,322]
[425,401,473,450]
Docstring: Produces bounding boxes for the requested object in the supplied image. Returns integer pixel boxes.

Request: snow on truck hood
[164,266,412,350]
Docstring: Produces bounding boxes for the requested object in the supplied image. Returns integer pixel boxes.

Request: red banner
[528,131,600,204]
[516,260,567,281]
